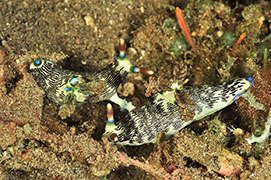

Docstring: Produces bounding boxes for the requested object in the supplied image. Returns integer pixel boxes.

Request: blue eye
[70,77,79,86]
[34,59,41,66]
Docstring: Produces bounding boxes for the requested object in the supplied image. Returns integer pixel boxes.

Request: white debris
[246,110,271,144]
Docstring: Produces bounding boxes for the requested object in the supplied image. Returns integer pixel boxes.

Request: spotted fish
[104,77,253,146]
[29,58,127,105]
[29,39,153,109]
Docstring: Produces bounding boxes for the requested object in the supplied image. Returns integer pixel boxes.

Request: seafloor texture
[0,0,271,179]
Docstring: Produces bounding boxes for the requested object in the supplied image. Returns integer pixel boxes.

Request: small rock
[84,14,97,32]
[117,82,135,97]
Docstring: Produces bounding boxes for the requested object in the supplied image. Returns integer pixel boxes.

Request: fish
[29,40,153,109]
[29,58,127,105]
[104,77,253,146]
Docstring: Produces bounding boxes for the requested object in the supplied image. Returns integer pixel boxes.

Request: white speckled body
[29,59,127,104]
[104,78,253,145]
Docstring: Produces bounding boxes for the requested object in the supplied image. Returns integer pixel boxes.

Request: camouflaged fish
[104,77,253,146]
[29,58,126,104]
[29,39,153,107]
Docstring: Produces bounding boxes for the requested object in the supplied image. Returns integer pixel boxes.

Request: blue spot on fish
[246,77,253,86]
[64,87,72,91]
[131,66,138,73]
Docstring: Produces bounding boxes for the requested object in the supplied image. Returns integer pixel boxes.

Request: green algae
[169,36,190,58]
[219,31,237,47]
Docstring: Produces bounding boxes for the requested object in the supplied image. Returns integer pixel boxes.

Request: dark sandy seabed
[0,0,271,179]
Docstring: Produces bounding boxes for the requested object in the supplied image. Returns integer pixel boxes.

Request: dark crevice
[224,0,260,9]
[184,156,206,169]
[61,116,81,128]
[5,73,23,95]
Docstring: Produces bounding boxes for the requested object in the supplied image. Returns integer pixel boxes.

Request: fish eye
[70,77,79,86]
[33,59,42,66]
[110,133,119,142]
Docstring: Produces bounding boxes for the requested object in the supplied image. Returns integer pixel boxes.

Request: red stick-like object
[232,32,246,50]
[176,7,196,53]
